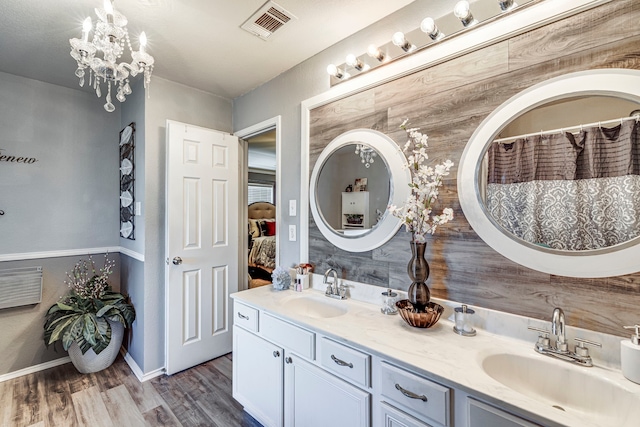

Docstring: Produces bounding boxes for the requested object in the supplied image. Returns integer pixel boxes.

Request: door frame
[235,115,282,291]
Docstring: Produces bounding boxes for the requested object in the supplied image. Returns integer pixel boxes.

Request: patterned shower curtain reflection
[485,119,640,251]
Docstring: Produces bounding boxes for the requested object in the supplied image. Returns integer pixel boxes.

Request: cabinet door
[285,354,370,427]
[233,326,284,427]
[380,402,434,427]
[468,399,541,427]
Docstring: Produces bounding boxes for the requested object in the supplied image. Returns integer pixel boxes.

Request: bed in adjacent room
[248,201,276,288]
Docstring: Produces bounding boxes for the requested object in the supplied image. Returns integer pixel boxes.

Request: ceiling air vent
[241,1,297,40]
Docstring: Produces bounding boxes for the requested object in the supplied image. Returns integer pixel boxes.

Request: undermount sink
[283,295,348,319]
[481,352,640,426]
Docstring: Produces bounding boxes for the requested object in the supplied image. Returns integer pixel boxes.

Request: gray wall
[139,77,232,373]
[0,71,120,376]
[0,71,120,254]
[119,79,146,370]
[233,1,434,268]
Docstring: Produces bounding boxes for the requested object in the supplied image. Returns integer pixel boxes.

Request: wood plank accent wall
[308,0,640,337]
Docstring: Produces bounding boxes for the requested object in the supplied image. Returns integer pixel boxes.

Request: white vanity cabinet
[232,300,372,427]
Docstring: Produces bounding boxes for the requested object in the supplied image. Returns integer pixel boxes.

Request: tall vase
[407,240,430,312]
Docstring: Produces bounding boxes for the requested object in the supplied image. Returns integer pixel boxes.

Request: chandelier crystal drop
[354,144,376,168]
[69,0,154,112]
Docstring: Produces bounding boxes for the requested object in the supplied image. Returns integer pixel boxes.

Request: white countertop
[231,284,640,427]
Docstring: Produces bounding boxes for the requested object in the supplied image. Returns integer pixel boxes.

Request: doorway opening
[236,117,281,291]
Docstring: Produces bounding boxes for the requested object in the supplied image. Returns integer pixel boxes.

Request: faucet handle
[574,337,601,357]
[528,326,550,349]
[528,326,550,337]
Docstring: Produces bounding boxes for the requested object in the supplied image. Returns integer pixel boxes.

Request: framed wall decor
[119,123,135,240]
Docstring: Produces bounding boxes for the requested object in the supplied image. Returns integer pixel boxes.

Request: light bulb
[345,54,364,71]
[454,1,477,27]
[392,32,413,52]
[367,44,385,62]
[139,31,147,53]
[104,0,114,23]
[454,1,470,19]
[392,32,406,47]
[326,64,344,79]
[420,17,444,41]
[82,17,92,42]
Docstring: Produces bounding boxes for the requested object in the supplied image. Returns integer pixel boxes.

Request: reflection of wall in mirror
[317,154,342,230]
[498,96,640,138]
[336,148,389,228]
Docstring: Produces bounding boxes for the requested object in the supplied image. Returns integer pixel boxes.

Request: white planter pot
[68,319,124,374]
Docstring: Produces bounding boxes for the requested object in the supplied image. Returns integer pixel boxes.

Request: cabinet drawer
[234,301,259,332]
[319,337,370,388]
[380,362,451,427]
[261,312,315,360]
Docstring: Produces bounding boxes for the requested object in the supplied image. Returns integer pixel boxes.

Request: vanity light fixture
[69,0,155,112]
[367,44,386,62]
[355,144,377,168]
[392,32,415,53]
[346,54,367,71]
[498,0,518,11]
[454,1,478,27]
[326,64,348,79]
[420,17,445,41]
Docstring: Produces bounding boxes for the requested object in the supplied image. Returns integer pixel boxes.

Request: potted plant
[43,255,135,373]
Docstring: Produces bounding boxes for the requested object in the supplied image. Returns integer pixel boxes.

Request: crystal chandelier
[69,0,154,112]
[355,144,376,168]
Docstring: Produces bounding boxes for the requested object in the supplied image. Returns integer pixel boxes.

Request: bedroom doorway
[236,116,281,291]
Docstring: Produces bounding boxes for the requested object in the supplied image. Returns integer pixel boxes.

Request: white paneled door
[165,120,239,375]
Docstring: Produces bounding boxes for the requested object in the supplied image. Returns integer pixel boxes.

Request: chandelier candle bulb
[82,17,92,42]
[104,0,114,23]
[139,32,147,54]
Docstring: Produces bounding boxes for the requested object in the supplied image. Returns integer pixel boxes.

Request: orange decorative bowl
[395,299,444,328]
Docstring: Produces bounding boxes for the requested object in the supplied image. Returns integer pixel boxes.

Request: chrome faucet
[323,268,346,300]
[551,307,568,353]
[528,307,601,367]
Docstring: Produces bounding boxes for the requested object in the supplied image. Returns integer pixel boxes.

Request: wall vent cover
[0,266,42,310]
[241,1,297,40]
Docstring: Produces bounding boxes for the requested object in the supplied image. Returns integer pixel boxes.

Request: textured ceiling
[0,0,458,100]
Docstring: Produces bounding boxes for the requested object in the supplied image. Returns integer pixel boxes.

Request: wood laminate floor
[0,353,263,427]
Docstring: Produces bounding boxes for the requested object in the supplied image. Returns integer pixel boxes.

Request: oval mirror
[310,129,410,252]
[459,69,640,278]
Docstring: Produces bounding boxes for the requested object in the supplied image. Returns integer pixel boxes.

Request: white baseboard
[0,356,71,383]
[120,347,165,382]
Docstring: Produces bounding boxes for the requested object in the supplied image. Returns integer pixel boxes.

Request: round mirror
[459,69,640,277]
[310,129,410,252]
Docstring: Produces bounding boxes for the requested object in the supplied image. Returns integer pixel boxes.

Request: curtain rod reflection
[493,114,640,144]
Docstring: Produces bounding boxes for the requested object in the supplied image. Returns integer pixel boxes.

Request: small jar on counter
[453,304,476,336]
[381,289,398,315]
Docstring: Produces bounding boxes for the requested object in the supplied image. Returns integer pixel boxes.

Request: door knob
[172,257,183,265]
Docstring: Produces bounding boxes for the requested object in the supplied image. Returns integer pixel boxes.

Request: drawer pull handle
[237,312,249,320]
[285,357,293,364]
[273,351,280,358]
[395,383,428,402]
[331,354,353,368]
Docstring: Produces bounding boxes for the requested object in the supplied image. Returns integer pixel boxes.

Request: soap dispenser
[621,324,640,384]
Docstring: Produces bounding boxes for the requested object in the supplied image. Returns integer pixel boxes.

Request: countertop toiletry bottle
[621,324,640,384]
